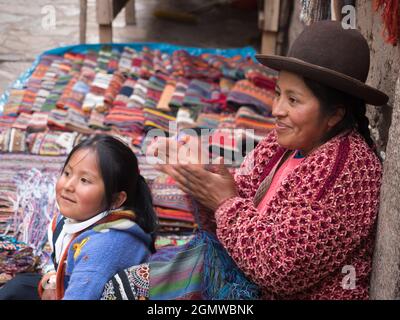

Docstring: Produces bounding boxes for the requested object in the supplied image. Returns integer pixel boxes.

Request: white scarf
[49,208,117,265]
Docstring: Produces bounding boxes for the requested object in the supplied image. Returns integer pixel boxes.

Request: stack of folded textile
[172,50,221,80]
[139,47,154,79]
[82,73,113,113]
[2,89,25,116]
[168,77,189,113]
[103,72,125,112]
[195,113,223,129]
[34,57,64,112]
[0,128,27,153]
[128,78,148,108]
[182,79,220,121]
[151,174,197,235]
[235,106,275,139]
[113,78,136,108]
[47,108,68,131]
[144,73,168,109]
[227,79,274,116]
[118,46,136,74]
[104,105,144,135]
[144,108,176,134]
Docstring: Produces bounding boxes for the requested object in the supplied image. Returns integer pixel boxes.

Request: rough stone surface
[356,0,399,156]
[370,75,400,300]
[355,1,400,300]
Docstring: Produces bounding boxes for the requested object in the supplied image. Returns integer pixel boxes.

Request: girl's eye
[81,178,90,184]
[289,97,297,104]
[63,171,70,177]
[274,90,281,97]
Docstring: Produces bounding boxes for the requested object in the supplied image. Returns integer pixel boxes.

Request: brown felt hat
[256,20,388,106]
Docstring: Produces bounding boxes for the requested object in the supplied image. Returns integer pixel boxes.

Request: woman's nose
[272,97,287,118]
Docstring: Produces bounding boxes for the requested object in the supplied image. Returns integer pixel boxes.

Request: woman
[103,20,388,300]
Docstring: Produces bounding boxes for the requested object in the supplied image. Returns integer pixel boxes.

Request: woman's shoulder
[258,130,279,149]
[306,130,382,195]
[310,129,381,169]
[347,130,382,168]
[250,130,281,160]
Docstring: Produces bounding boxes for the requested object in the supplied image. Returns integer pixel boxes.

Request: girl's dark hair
[303,78,376,152]
[62,134,158,236]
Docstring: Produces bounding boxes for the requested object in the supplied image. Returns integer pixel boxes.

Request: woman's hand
[147,134,238,210]
[160,157,238,211]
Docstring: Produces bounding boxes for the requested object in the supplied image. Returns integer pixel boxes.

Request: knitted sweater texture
[215,129,382,299]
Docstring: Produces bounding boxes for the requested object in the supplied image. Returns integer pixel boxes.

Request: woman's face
[273,71,337,155]
[56,148,107,221]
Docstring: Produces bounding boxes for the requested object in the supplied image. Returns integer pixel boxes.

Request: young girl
[39,134,157,300]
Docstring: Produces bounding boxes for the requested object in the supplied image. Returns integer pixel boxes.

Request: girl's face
[56,148,107,221]
[273,71,338,156]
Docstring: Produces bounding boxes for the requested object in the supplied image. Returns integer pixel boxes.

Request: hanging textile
[374,0,400,45]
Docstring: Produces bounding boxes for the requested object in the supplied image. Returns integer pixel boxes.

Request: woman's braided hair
[303,77,377,156]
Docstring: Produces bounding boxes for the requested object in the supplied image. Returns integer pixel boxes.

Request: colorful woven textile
[154,234,194,250]
[101,263,150,300]
[104,106,144,134]
[235,106,275,137]
[144,108,176,134]
[0,128,27,153]
[103,72,125,112]
[100,231,260,300]
[182,79,220,120]
[151,174,194,213]
[169,78,189,111]
[172,50,221,80]
[0,235,39,286]
[227,79,274,115]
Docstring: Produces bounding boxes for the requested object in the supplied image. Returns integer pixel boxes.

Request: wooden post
[331,0,344,21]
[79,0,87,44]
[260,0,280,54]
[125,0,136,25]
[370,75,400,300]
[97,0,113,43]
[99,24,113,43]
[96,0,130,43]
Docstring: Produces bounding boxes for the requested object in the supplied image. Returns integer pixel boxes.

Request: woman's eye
[63,171,70,177]
[274,91,281,97]
[81,178,90,184]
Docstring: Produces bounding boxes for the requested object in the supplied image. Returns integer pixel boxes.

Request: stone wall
[356,0,399,158]
[356,0,400,300]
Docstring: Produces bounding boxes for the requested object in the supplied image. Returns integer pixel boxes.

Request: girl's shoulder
[71,220,151,250]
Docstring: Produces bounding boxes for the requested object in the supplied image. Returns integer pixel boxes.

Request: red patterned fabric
[215,129,382,300]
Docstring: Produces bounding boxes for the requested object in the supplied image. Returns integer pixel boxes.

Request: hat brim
[256,54,389,106]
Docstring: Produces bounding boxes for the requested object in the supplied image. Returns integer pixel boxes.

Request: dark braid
[303,78,378,155]
[352,103,375,149]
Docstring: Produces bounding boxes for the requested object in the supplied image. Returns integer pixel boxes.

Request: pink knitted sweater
[215,129,382,300]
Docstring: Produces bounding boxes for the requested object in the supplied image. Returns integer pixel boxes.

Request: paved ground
[0,0,260,96]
